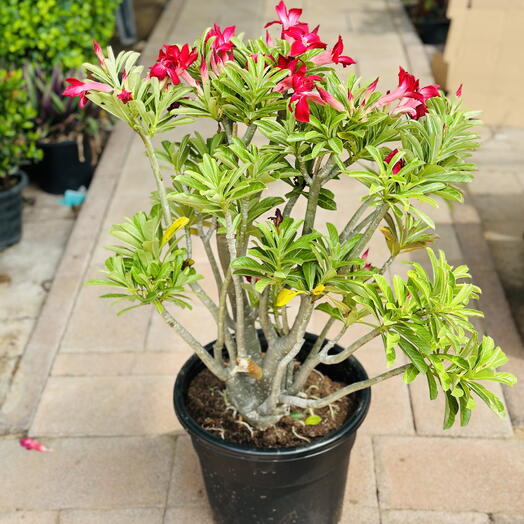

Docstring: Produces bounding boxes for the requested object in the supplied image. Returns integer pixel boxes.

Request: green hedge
[0,0,121,69]
[0,69,41,178]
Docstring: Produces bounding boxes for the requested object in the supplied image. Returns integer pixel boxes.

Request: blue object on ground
[58,187,87,207]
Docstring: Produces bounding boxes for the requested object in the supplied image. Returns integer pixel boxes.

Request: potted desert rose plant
[0,68,41,250]
[67,2,516,522]
[23,65,110,194]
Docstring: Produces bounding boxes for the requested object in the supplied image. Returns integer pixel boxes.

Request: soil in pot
[187,367,354,448]
[0,172,28,250]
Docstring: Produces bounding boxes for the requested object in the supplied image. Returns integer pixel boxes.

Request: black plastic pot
[415,19,450,44]
[0,171,28,250]
[26,136,93,195]
[173,332,371,524]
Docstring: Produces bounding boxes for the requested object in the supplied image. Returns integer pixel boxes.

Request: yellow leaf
[161,216,189,246]
[311,284,325,296]
[275,288,304,307]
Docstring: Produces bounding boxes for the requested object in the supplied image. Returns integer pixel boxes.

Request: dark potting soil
[186,367,355,448]
[0,175,19,192]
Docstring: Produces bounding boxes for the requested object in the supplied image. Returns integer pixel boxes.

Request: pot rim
[0,171,28,197]
[37,135,87,148]
[173,333,371,460]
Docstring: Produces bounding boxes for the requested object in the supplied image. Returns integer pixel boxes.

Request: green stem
[339,201,368,242]
[242,124,257,145]
[140,134,171,226]
[349,203,388,258]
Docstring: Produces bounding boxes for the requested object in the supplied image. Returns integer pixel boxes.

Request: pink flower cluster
[267,1,355,121]
[63,2,444,125]
[373,67,440,120]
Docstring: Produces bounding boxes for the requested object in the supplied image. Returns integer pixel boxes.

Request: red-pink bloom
[288,74,325,122]
[150,44,198,86]
[200,59,209,83]
[63,78,112,108]
[19,438,51,452]
[265,1,307,32]
[374,67,439,119]
[312,35,355,67]
[93,40,105,67]
[456,83,463,97]
[117,89,133,104]
[317,87,344,111]
[362,248,372,270]
[265,30,275,46]
[206,24,235,73]
[384,148,406,174]
[284,25,327,56]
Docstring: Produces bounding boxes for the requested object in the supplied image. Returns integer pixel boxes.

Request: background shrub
[0,69,41,180]
[0,0,121,69]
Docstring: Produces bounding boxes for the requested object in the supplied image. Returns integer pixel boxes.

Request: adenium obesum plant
[68,1,516,431]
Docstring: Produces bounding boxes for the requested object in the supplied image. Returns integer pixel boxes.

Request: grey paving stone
[52,350,193,377]
[381,509,490,524]
[409,376,513,438]
[168,436,206,506]
[164,506,213,524]
[492,515,524,524]
[59,508,163,524]
[374,436,524,513]
[60,272,151,353]
[0,511,57,523]
[340,504,380,523]
[0,436,174,510]
[344,437,379,507]
[31,375,181,436]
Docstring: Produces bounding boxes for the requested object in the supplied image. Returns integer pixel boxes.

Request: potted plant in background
[0,69,41,250]
[68,2,516,522]
[24,65,111,194]
[404,0,450,45]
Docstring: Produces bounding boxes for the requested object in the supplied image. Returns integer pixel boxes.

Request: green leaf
[304,415,322,426]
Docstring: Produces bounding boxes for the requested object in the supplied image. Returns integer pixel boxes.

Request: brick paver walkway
[1,1,522,523]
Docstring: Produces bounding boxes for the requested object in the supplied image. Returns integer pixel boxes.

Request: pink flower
[374,67,439,120]
[316,87,344,111]
[200,59,209,83]
[19,438,51,452]
[93,40,105,67]
[287,74,326,122]
[362,248,372,270]
[63,78,112,108]
[312,36,355,67]
[205,24,236,65]
[456,84,463,97]
[384,148,406,174]
[117,89,133,104]
[284,25,327,56]
[265,1,307,32]
[150,44,198,86]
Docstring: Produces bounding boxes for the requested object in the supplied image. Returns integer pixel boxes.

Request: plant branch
[339,201,368,242]
[319,326,383,364]
[157,303,227,380]
[259,286,277,344]
[281,364,410,409]
[264,338,304,414]
[289,317,335,394]
[140,134,171,226]
[348,203,389,259]
[242,123,257,145]
[225,212,246,358]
